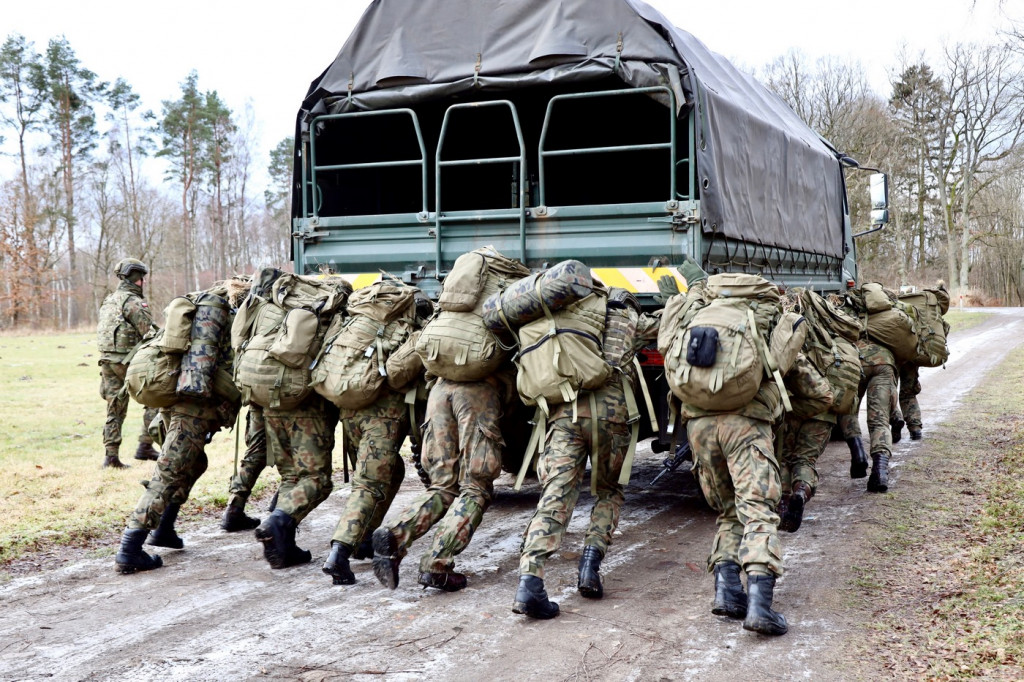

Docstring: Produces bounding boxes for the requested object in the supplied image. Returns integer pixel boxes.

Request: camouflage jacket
[97,280,154,362]
[857,339,895,368]
[785,353,836,422]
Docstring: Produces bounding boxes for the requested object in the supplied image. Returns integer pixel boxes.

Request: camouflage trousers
[688,415,783,577]
[779,414,833,494]
[266,399,338,523]
[898,364,922,430]
[227,406,268,509]
[330,407,409,549]
[839,401,862,440]
[127,412,217,530]
[519,417,630,578]
[388,379,504,574]
[858,363,896,456]
[100,360,157,451]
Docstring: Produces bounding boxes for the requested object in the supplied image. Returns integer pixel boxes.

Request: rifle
[650,439,693,486]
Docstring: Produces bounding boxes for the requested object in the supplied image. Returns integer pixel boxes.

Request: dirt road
[2,308,1022,681]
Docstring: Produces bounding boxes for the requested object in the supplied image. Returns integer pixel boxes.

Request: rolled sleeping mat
[176,292,230,399]
[481,259,594,333]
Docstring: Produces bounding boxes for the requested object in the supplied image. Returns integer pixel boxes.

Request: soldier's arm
[123,296,155,337]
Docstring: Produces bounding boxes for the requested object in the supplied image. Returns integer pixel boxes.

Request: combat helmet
[114,258,149,280]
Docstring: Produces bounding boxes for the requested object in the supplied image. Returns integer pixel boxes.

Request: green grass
[0,332,278,565]
[860,344,1024,678]
[943,310,993,334]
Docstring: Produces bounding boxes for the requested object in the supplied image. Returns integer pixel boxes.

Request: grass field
[0,332,278,565]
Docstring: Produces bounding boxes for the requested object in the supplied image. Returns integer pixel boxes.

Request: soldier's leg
[518,419,588,579]
[900,364,923,437]
[419,381,504,578]
[843,393,868,479]
[577,420,630,599]
[865,364,896,492]
[100,362,129,466]
[779,416,832,533]
[331,415,407,549]
[688,417,743,571]
[223,406,268,531]
[269,406,334,523]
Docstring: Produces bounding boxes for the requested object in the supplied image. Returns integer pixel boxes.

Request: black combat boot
[779,481,811,533]
[867,452,890,493]
[711,561,747,619]
[146,504,183,549]
[255,509,309,569]
[115,528,163,574]
[352,537,375,561]
[221,503,260,532]
[103,447,129,469]
[847,437,868,479]
[418,571,468,592]
[890,416,905,444]
[512,575,560,619]
[134,442,159,461]
[323,541,356,585]
[577,545,604,599]
[909,427,922,441]
[371,528,402,589]
[743,573,788,636]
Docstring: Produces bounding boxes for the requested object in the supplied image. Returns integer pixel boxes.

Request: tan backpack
[416,247,530,381]
[899,289,950,367]
[310,281,419,409]
[792,288,863,416]
[233,270,351,410]
[125,330,183,408]
[664,273,786,412]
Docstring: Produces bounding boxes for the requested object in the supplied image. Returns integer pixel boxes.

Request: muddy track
[2,308,1022,681]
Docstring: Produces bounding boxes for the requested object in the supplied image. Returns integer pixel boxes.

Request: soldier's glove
[654,275,680,304]
[677,254,708,286]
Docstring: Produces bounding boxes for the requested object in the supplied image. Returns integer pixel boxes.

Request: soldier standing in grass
[97,258,159,469]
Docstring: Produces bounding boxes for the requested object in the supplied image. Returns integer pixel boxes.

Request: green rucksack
[664,273,786,412]
[233,271,351,410]
[416,247,531,381]
[792,288,863,416]
[898,288,950,367]
[310,281,419,410]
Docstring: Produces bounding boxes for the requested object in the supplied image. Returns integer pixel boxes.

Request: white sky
[2,0,1020,193]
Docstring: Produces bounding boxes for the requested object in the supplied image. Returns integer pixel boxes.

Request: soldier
[114,280,243,573]
[894,363,923,441]
[776,356,834,532]
[97,258,159,469]
[255,394,339,569]
[857,338,897,493]
[322,385,410,585]
[219,405,270,532]
[512,290,657,619]
[665,258,789,636]
[369,371,513,592]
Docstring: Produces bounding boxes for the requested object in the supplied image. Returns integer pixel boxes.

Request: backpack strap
[617,376,642,487]
[589,391,600,496]
[515,406,547,491]
[749,308,792,413]
[632,356,659,433]
[404,385,421,447]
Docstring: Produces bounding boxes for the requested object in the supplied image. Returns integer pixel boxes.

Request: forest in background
[1,21,1023,330]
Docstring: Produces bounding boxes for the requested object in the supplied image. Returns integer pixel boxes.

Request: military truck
[289,0,888,454]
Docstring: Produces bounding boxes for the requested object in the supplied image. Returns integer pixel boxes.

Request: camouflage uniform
[519,373,632,578]
[386,376,506,574]
[857,340,896,457]
[330,389,409,550]
[97,279,158,454]
[779,354,835,494]
[226,405,268,509]
[265,394,339,523]
[127,403,225,530]
[897,363,922,432]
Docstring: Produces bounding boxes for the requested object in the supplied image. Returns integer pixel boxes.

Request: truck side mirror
[869,173,889,226]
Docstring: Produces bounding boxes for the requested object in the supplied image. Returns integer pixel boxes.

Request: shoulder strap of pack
[515,406,547,491]
[750,308,792,413]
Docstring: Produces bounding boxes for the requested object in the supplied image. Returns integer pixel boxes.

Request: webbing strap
[405,385,420,446]
[748,308,791,413]
[515,407,547,491]
[233,408,242,479]
[588,392,600,496]
[618,380,641,487]
[632,356,658,432]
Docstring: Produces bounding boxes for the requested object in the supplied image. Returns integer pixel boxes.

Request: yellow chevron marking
[351,273,381,289]
[592,268,636,292]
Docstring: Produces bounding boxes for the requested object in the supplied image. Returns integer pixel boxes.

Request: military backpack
[898,288,950,367]
[790,288,863,416]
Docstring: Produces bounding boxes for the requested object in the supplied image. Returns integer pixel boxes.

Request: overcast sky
[2,0,1019,192]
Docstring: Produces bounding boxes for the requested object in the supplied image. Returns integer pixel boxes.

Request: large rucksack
[233,270,351,410]
[664,273,785,412]
[310,281,420,409]
[898,288,950,367]
[791,288,863,416]
[415,246,531,381]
